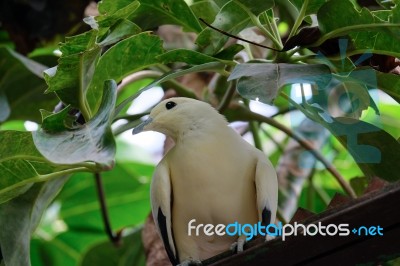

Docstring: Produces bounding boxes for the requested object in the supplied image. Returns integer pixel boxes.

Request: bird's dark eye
[165,101,177,110]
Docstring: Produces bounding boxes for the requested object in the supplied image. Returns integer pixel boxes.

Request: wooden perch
[202,181,400,266]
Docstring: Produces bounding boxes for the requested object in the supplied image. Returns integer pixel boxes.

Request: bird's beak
[132,117,153,135]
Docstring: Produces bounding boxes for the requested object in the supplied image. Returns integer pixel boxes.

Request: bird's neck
[174,119,230,145]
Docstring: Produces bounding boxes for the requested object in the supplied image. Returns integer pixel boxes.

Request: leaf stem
[218,80,237,113]
[312,23,400,48]
[288,0,309,40]
[94,172,123,246]
[233,2,283,50]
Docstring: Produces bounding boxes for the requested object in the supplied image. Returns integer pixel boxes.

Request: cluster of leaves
[1,0,400,265]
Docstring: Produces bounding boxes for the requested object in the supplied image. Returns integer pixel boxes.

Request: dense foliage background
[0,0,399,265]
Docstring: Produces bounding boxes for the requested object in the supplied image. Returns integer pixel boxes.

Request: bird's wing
[151,161,179,265]
[254,156,278,225]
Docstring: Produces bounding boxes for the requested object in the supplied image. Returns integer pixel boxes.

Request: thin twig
[239,107,357,198]
[94,173,123,246]
[199,18,282,52]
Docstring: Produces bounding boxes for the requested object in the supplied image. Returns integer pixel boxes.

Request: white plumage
[132,97,278,265]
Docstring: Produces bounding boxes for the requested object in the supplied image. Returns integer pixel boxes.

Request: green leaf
[300,103,400,182]
[86,33,164,114]
[30,160,152,265]
[33,80,117,166]
[44,30,101,119]
[0,177,68,266]
[228,62,331,104]
[158,49,221,65]
[214,44,244,60]
[190,0,220,23]
[330,117,400,182]
[290,0,327,16]
[0,47,58,122]
[95,1,140,29]
[58,162,152,230]
[98,0,135,14]
[196,0,274,54]
[236,0,275,16]
[376,71,400,103]
[350,176,369,196]
[0,131,50,203]
[196,1,251,54]
[130,0,203,32]
[316,1,400,57]
[80,229,146,266]
[97,19,142,47]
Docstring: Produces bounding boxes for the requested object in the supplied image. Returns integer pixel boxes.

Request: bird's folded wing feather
[255,156,278,225]
[151,161,179,265]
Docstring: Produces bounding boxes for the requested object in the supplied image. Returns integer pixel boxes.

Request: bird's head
[132,97,227,141]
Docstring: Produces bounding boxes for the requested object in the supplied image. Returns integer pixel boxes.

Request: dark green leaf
[0,131,67,203]
[0,177,68,266]
[190,0,220,23]
[98,0,134,14]
[228,62,331,104]
[158,49,220,65]
[33,81,117,166]
[214,44,244,60]
[86,33,164,114]
[330,117,400,182]
[300,102,400,182]
[316,1,400,57]
[44,30,101,115]
[80,229,146,266]
[96,1,140,29]
[196,0,274,54]
[58,162,152,230]
[376,71,400,103]
[237,0,275,16]
[98,19,141,47]
[130,0,202,32]
[290,0,327,16]
[196,1,252,54]
[350,176,369,196]
[0,48,57,122]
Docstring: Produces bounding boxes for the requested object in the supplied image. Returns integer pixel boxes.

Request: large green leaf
[190,0,220,23]
[0,177,68,266]
[86,33,165,114]
[30,160,153,266]
[196,0,274,54]
[196,1,250,55]
[43,30,101,118]
[0,47,57,122]
[45,6,142,119]
[80,229,146,266]
[129,0,202,32]
[228,62,331,104]
[330,117,400,182]
[376,71,400,103]
[290,0,327,16]
[33,80,117,166]
[57,162,152,230]
[316,1,400,57]
[301,102,400,182]
[0,131,76,204]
